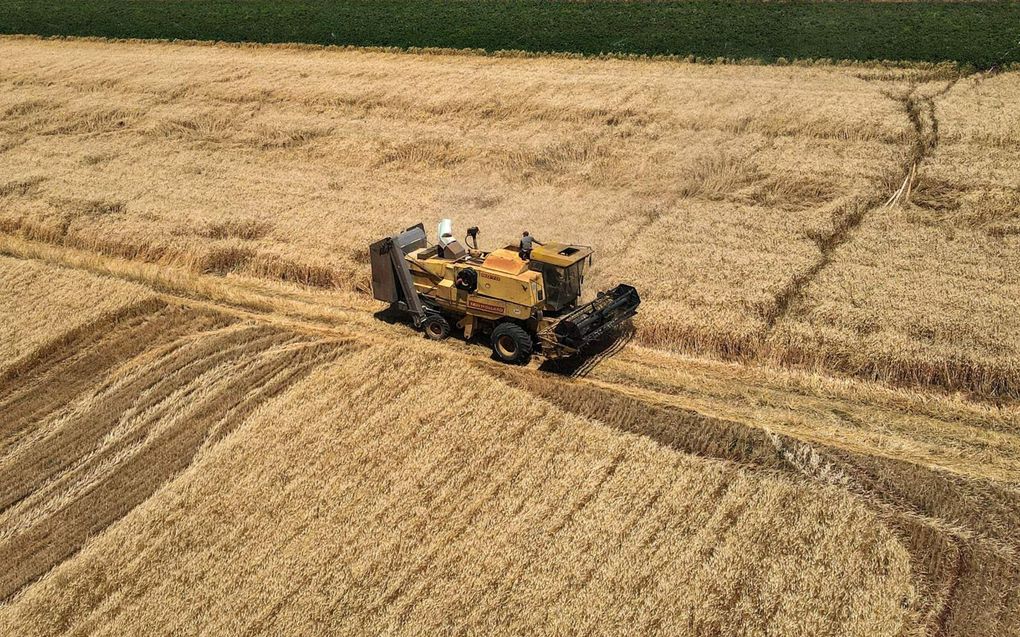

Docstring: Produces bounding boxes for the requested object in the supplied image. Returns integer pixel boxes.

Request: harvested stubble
[0,335,917,636]
[0,254,156,375]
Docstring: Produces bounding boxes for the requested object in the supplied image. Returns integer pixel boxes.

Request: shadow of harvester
[539,324,635,379]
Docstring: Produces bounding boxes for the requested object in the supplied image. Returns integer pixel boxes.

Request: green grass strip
[1,0,1018,67]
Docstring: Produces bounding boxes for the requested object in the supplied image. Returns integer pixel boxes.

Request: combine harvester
[370,220,640,364]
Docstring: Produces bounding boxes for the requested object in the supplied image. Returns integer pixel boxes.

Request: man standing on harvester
[519,231,541,261]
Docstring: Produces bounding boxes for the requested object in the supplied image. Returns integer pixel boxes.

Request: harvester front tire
[423,315,451,341]
[491,323,533,365]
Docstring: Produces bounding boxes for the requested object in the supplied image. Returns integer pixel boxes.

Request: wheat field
[0,329,916,635]
[2,231,1019,636]
[2,38,1015,397]
[769,75,1020,397]
[1,37,1020,636]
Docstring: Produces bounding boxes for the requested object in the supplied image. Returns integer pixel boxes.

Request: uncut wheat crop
[5,37,1017,398]
[768,74,1020,396]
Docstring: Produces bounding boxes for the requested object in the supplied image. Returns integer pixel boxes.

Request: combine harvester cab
[370,221,640,365]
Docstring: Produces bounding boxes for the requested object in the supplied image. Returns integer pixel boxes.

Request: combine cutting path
[0,301,342,601]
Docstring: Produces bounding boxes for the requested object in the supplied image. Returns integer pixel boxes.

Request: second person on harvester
[519,231,542,261]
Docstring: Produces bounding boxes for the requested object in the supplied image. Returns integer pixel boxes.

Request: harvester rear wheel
[491,322,533,365]
[422,315,451,340]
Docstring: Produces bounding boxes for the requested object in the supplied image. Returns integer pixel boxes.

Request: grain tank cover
[482,249,528,275]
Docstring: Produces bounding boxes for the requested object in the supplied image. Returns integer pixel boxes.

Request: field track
[1,231,1019,635]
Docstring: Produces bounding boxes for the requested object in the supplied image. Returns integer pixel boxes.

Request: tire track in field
[0,303,355,603]
[0,304,229,462]
[763,78,959,334]
[483,363,1020,637]
[0,298,170,437]
[0,322,296,508]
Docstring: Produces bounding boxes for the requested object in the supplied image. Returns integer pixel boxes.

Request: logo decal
[468,299,505,314]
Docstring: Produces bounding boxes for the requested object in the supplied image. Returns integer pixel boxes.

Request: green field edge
[1,0,1019,68]
[3,34,1002,76]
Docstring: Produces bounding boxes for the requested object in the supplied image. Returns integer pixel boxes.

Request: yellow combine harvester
[370,220,640,364]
